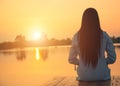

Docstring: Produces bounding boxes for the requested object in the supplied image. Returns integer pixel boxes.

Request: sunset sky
[0,0,120,42]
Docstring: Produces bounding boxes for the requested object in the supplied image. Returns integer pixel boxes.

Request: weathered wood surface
[41,76,120,86]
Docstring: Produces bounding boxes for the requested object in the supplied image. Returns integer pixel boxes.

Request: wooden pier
[41,76,120,86]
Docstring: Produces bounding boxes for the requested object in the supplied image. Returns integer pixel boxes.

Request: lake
[0,46,120,86]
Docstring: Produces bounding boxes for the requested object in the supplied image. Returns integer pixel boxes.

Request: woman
[68,8,116,81]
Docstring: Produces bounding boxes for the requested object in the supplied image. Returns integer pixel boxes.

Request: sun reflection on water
[36,48,40,60]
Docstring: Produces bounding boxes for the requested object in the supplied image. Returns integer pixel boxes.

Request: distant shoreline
[0,43,120,51]
[0,37,120,50]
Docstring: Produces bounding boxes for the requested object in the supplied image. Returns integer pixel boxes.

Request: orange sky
[0,0,120,42]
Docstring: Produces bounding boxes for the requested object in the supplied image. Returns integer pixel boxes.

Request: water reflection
[36,48,40,60]
[0,47,49,61]
[35,48,48,61]
[0,50,14,55]
[16,49,26,61]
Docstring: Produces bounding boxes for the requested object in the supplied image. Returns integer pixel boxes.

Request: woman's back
[69,31,116,81]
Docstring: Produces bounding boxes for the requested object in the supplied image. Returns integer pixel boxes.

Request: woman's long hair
[78,8,102,68]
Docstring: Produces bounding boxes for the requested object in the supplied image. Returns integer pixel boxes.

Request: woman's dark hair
[78,8,102,68]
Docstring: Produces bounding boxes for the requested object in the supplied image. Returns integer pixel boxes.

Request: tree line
[0,35,120,50]
[0,35,71,50]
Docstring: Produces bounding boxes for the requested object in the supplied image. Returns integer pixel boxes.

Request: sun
[33,31,42,41]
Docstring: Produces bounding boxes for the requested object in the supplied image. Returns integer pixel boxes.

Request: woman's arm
[68,34,79,65]
[106,34,116,64]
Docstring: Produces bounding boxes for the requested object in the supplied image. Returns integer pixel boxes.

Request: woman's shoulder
[72,32,79,41]
[102,31,112,42]
[71,32,79,46]
[102,31,110,38]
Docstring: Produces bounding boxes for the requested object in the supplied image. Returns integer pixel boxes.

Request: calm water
[0,46,120,86]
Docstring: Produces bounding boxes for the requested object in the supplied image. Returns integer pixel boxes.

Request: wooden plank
[41,76,120,86]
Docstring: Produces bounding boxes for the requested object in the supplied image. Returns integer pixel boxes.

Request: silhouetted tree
[15,35,26,48]
[111,36,120,43]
